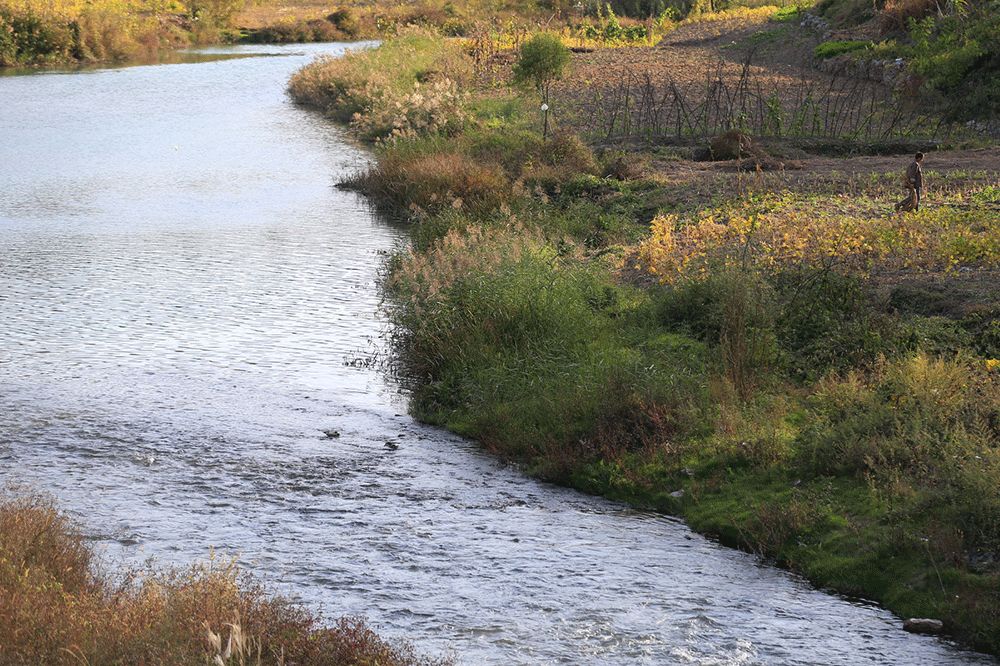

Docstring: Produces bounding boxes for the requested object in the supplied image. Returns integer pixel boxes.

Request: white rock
[903,618,944,634]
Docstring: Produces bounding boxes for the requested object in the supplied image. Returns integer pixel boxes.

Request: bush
[344,142,508,214]
[389,225,708,469]
[288,30,472,125]
[962,307,1000,358]
[522,133,599,189]
[244,19,343,44]
[188,0,243,28]
[878,0,938,35]
[602,150,645,180]
[817,0,878,27]
[465,127,545,178]
[74,8,148,61]
[886,3,1000,119]
[353,77,468,142]
[796,354,1000,552]
[512,31,570,94]
[656,270,778,397]
[772,269,905,378]
[0,13,15,65]
[326,8,359,36]
[0,8,74,65]
[709,130,755,160]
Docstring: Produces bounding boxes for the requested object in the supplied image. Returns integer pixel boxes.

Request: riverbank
[290,22,1000,657]
[0,0,401,67]
[0,0,661,68]
[0,491,444,665]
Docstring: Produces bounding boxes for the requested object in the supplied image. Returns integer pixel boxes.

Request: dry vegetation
[0,492,445,666]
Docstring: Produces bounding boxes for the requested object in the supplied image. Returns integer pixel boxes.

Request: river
[0,43,994,665]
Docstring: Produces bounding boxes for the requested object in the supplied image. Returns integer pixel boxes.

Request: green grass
[771,4,802,22]
[294,32,1000,658]
[813,39,871,59]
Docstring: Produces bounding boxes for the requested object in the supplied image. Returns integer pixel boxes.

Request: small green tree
[512,32,570,140]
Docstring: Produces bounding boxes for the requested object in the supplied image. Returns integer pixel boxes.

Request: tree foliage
[512,32,569,93]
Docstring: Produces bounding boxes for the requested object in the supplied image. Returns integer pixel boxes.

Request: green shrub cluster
[0,7,75,65]
[0,0,235,67]
[813,39,870,60]
[389,226,710,477]
[798,354,1000,548]
[820,0,999,120]
[904,3,1000,120]
[577,7,650,44]
[241,7,362,43]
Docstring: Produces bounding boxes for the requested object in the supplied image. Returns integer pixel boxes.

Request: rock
[903,618,944,634]
[967,549,998,573]
[323,429,341,439]
[799,13,831,38]
[670,489,685,498]
[384,441,399,450]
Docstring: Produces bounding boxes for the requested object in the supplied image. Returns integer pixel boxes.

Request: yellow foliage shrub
[638,204,1000,281]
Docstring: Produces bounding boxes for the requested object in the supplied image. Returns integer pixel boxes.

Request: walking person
[895,152,924,213]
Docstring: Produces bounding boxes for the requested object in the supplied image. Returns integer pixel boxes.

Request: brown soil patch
[647,146,1000,181]
[550,16,915,144]
[780,147,1000,175]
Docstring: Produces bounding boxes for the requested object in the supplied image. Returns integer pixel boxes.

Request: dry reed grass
[288,29,472,119]
[349,149,509,213]
[0,491,446,666]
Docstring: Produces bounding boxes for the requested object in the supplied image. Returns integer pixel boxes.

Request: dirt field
[552,13,934,145]
[644,146,1000,179]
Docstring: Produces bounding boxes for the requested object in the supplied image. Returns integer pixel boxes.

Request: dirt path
[646,146,1000,179]
[787,147,1000,174]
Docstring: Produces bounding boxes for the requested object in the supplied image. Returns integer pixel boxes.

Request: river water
[0,43,994,665]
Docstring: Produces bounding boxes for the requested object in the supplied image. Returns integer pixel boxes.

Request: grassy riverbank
[0,0,663,67]
[290,22,1000,656]
[0,0,461,66]
[0,491,443,665]
[0,0,237,66]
